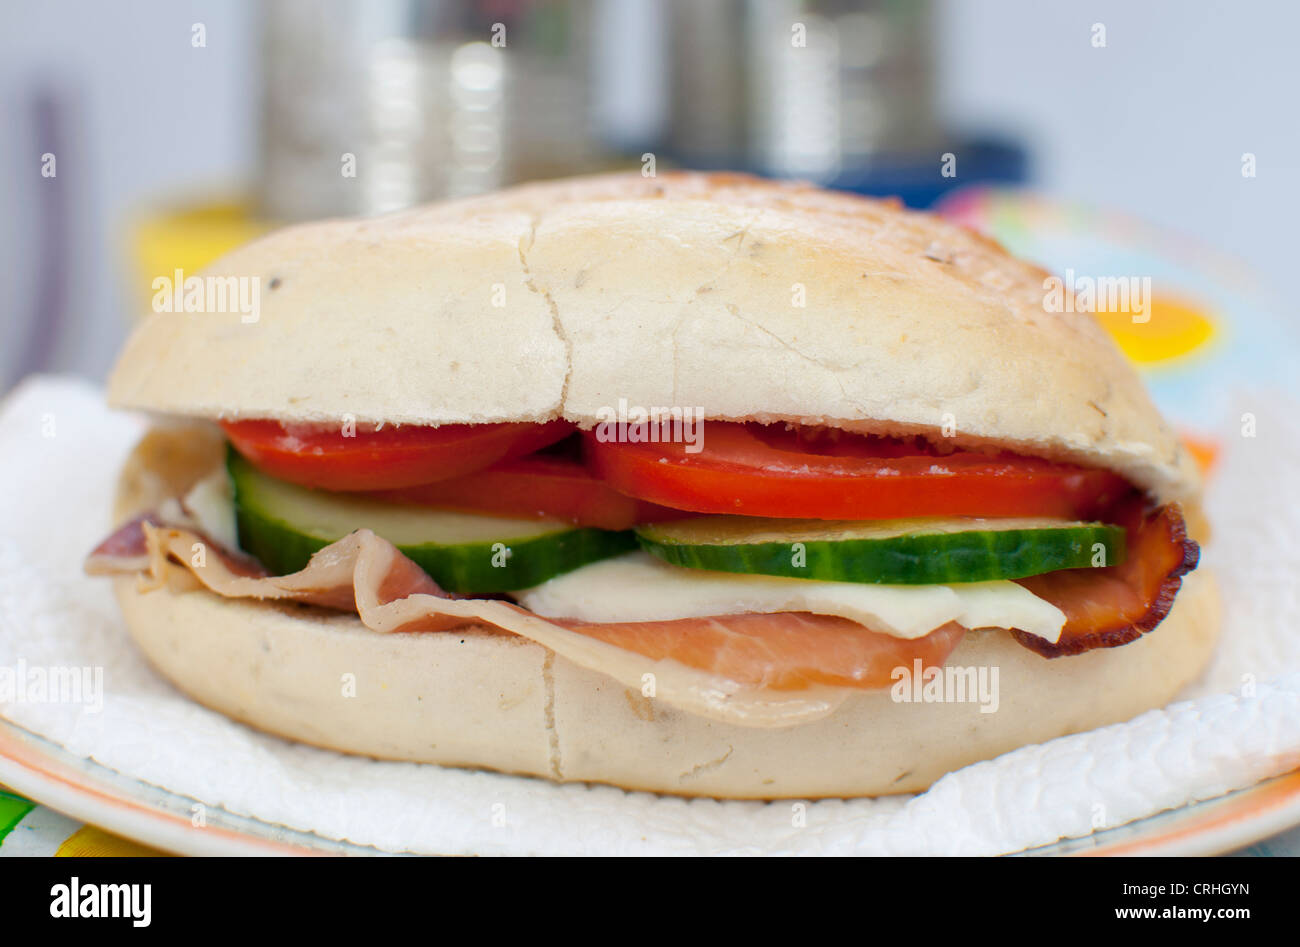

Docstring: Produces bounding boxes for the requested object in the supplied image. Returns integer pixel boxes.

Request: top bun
[108,171,1198,503]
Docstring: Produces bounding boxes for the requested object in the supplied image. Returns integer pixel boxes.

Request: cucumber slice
[228,450,636,594]
[635,515,1125,585]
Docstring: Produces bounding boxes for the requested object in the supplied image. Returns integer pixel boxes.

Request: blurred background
[2,0,1297,452]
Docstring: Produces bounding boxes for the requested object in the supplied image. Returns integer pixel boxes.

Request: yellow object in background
[131,199,270,316]
[1,785,168,856]
[55,824,164,857]
[1092,292,1218,366]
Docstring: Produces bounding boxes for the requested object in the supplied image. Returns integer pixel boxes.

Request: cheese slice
[179,468,240,553]
[515,551,1067,644]
[175,468,1065,646]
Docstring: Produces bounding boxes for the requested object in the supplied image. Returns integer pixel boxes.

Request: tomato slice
[376,454,689,530]
[1012,502,1198,657]
[221,418,574,492]
[584,422,1132,520]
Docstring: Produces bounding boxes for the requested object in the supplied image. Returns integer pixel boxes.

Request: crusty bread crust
[107,172,1199,504]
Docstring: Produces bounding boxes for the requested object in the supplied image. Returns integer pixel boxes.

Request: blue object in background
[827,138,1028,208]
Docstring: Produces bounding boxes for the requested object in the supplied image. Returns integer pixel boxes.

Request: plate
[0,719,372,856]
[2,715,1296,857]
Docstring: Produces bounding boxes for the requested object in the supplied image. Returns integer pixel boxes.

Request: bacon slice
[1011,502,1198,657]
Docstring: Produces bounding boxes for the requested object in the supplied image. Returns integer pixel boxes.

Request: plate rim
[2,716,1298,856]
[0,720,354,855]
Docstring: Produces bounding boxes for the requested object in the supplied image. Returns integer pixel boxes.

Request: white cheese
[515,552,1066,644]
[180,469,239,553]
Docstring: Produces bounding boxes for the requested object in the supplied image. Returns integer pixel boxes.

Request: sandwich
[86,172,1216,798]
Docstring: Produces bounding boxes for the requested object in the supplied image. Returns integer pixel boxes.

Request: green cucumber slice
[228,449,636,594]
[635,515,1126,585]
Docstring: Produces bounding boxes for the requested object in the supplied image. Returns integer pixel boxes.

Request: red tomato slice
[221,418,574,492]
[376,455,688,530]
[584,422,1132,520]
[1012,502,1198,657]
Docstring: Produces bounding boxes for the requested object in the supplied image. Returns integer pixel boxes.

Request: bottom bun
[113,564,1218,798]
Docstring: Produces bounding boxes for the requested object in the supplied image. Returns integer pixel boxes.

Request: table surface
[1,786,165,856]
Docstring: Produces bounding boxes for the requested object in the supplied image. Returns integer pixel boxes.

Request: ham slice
[569,614,964,692]
[87,518,961,727]
[1012,502,1198,658]
[85,500,1197,723]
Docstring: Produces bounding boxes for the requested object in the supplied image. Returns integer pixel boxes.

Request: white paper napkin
[1,375,1298,855]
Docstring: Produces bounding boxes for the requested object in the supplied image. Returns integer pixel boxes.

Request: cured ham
[568,615,965,691]
[1012,502,1198,658]
[85,500,1197,722]
[87,517,958,726]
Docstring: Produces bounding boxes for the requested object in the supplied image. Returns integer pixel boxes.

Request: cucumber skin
[636,524,1125,585]
[234,504,638,594]
[225,447,638,593]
